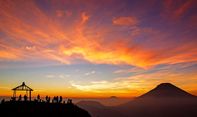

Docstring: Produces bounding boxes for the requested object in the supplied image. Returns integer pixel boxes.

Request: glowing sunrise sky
[0,0,197,98]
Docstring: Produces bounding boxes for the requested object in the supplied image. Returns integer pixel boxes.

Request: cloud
[85,70,96,76]
[112,16,138,26]
[70,73,158,95]
[173,0,193,18]
[114,67,144,74]
[0,0,196,69]
[0,42,22,60]
[70,80,135,93]
[162,0,195,19]
[81,12,89,24]
[58,74,70,79]
[0,86,10,89]
[71,64,197,96]
[0,50,19,60]
[45,75,55,78]
[45,74,70,79]
[56,10,72,17]
[56,10,65,17]
[0,0,196,97]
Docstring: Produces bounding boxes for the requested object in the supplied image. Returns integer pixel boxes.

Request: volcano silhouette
[77,83,197,117]
[139,83,194,98]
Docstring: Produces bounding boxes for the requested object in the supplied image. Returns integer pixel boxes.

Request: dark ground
[0,101,91,117]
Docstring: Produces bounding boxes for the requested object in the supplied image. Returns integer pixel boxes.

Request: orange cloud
[0,50,19,60]
[81,12,89,24]
[0,41,22,60]
[56,10,65,17]
[112,16,138,26]
[0,0,196,69]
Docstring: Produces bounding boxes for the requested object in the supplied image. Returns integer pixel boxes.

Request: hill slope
[77,101,126,117]
[0,101,91,117]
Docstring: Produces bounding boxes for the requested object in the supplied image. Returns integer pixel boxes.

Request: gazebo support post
[29,91,31,101]
[13,90,16,98]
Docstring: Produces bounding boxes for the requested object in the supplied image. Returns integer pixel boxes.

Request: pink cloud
[173,0,194,19]
[112,16,138,26]
[162,0,196,19]
[56,10,72,17]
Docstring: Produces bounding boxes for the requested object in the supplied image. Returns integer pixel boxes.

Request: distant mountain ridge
[77,83,197,117]
[139,83,195,98]
[77,101,105,109]
[77,101,126,117]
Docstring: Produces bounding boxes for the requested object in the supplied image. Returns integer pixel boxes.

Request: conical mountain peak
[139,83,194,98]
[155,83,178,90]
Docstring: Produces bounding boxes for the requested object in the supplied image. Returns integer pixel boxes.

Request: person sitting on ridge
[11,97,16,101]
[67,99,72,104]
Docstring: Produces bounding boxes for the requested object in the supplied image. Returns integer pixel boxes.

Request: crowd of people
[5,94,72,104]
[10,94,28,101]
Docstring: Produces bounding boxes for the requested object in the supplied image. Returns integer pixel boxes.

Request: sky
[0,0,197,98]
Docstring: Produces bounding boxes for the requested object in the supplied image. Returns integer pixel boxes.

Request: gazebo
[12,82,33,101]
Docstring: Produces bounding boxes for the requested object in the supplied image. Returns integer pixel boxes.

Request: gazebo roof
[12,82,33,91]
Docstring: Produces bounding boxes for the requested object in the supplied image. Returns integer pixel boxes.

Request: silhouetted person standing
[59,96,62,103]
[45,95,50,103]
[52,96,55,103]
[37,94,41,102]
[52,96,57,103]
[24,95,27,101]
[48,96,50,103]
[18,94,22,101]
[45,95,48,102]
[56,96,59,103]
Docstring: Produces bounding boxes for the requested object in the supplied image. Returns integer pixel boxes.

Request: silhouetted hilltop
[77,101,126,117]
[77,101,105,109]
[109,96,118,99]
[139,83,194,98]
[0,101,91,117]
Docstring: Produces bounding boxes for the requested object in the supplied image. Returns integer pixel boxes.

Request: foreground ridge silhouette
[0,101,91,117]
[0,82,91,117]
